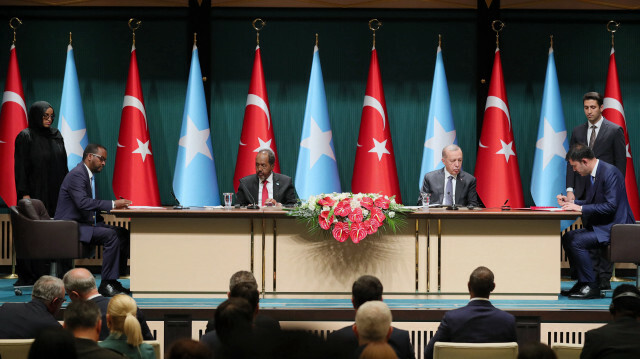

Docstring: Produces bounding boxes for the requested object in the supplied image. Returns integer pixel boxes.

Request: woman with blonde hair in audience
[99,294,155,359]
[359,342,398,359]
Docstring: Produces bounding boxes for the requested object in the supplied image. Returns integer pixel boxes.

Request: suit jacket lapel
[455,172,464,204]
[272,173,281,202]
[436,169,446,203]
[592,120,609,154]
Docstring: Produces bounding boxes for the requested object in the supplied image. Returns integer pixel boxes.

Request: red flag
[112,45,160,206]
[351,48,402,203]
[603,47,640,219]
[233,45,280,191]
[0,45,27,207]
[475,48,524,208]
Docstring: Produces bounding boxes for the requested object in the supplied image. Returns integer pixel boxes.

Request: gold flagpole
[252,18,265,46]
[491,20,504,49]
[368,19,381,48]
[128,18,141,46]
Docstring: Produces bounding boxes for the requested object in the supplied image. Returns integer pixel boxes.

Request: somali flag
[173,44,220,206]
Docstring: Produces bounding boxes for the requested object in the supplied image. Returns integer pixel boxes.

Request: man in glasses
[55,144,132,297]
[0,275,65,338]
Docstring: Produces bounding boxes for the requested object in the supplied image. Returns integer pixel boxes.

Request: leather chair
[433,342,518,359]
[609,224,640,287]
[0,339,34,359]
[10,198,83,282]
[551,343,583,359]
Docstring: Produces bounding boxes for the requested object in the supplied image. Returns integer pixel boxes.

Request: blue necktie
[444,176,453,205]
[91,176,96,224]
[590,176,595,185]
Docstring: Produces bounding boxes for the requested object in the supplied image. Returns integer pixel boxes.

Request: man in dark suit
[236,149,297,207]
[55,144,132,297]
[566,92,626,290]
[424,266,517,359]
[581,284,640,359]
[63,300,123,359]
[419,145,481,207]
[0,275,65,339]
[327,275,415,359]
[63,268,154,341]
[558,144,635,299]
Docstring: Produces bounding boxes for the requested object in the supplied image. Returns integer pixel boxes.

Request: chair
[433,342,518,359]
[551,343,583,359]
[0,338,34,359]
[10,199,83,293]
[144,340,162,359]
[609,224,640,287]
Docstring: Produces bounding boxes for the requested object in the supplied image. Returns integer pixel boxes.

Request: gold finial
[607,20,620,47]
[252,18,265,46]
[368,19,381,48]
[128,18,141,46]
[315,33,318,47]
[438,34,442,48]
[9,17,21,45]
[491,20,504,48]
[69,32,72,46]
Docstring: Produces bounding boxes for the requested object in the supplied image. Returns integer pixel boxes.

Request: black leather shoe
[599,279,611,291]
[98,282,125,297]
[112,280,132,295]
[561,282,582,296]
[568,285,600,300]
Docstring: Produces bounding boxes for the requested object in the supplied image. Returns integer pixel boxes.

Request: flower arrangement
[286,193,410,243]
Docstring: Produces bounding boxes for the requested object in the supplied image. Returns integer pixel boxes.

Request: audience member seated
[28,326,78,359]
[359,342,399,359]
[0,275,65,339]
[166,339,211,359]
[63,268,153,340]
[201,297,255,359]
[424,266,517,359]
[63,300,123,359]
[517,342,556,359]
[99,294,155,359]
[327,275,415,359]
[354,301,394,358]
[580,284,640,359]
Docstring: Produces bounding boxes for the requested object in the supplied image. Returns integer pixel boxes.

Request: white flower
[323,205,330,211]
[389,211,395,218]
[350,200,361,210]
[362,209,369,217]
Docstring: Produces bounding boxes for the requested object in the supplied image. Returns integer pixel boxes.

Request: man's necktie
[261,180,268,206]
[590,176,595,185]
[444,176,453,205]
[589,125,597,149]
[91,176,96,224]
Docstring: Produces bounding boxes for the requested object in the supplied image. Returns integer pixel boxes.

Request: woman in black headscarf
[13,101,69,285]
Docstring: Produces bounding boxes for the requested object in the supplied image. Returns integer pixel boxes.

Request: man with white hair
[354,300,393,345]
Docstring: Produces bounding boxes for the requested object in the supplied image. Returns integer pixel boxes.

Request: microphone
[239,181,259,209]
[170,190,189,210]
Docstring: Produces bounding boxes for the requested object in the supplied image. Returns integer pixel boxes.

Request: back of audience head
[64,300,101,340]
[215,297,254,345]
[352,275,383,309]
[355,301,392,345]
[468,266,495,298]
[107,294,144,346]
[359,342,398,359]
[517,342,557,359]
[229,270,257,292]
[32,275,66,314]
[63,268,97,300]
[28,326,77,359]
[166,338,211,359]
[610,284,640,318]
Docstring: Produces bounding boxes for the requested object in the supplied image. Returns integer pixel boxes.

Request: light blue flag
[173,45,220,206]
[531,47,569,212]
[419,45,457,189]
[295,44,340,200]
[58,44,88,171]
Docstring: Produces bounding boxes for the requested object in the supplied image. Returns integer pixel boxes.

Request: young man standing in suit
[419,144,480,207]
[55,144,132,297]
[558,144,634,299]
[566,92,626,290]
[236,148,297,207]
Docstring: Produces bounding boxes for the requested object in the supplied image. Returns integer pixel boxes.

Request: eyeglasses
[91,153,106,162]
[42,114,55,120]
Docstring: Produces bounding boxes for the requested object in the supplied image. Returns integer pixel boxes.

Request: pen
[503,199,509,206]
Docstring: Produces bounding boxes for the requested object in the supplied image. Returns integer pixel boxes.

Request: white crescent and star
[122,95,148,128]
[246,94,271,130]
[369,138,390,161]
[363,95,386,130]
[0,90,27,144]
[603,96,632,159]
[485,96,511,130]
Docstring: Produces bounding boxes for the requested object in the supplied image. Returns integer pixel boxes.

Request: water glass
[420,192,431,209]
[223,192,234,209]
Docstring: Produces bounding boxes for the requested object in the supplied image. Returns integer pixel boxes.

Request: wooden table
[112,207,579,299]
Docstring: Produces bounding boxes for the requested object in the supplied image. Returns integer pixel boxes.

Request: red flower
[320,210,331,219]
[364,219,379,234]
[350,222,367,243]
[348,208,364,223]
[318,196,336,207]
[360,197,374,209]
[334,201,352,217]
[370,207,386,223]
[332,222,350,242]
[318,213,333,230]
[374,196,390,209]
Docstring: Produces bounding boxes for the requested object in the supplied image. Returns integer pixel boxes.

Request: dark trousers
[91,223,130,280]
[562,228,606,284]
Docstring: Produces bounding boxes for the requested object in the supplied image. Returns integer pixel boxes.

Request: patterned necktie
[444,176,453,205]
[261,180,268,206]
[589,125,597,149]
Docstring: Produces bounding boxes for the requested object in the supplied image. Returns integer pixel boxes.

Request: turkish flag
[233,45,280,191]
[475,48,524,208]
[351,48,402,203]
[112,45,161,206]
[0,45,27,207]
[603,47,640,219]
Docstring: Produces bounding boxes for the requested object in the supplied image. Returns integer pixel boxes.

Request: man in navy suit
[236,149,297,207]
[424,266,517,359]
[558,144,634,299]
[419,145,481,207]
[566,92,626,289]
[55,144,132,297]
[327,275,415,359]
